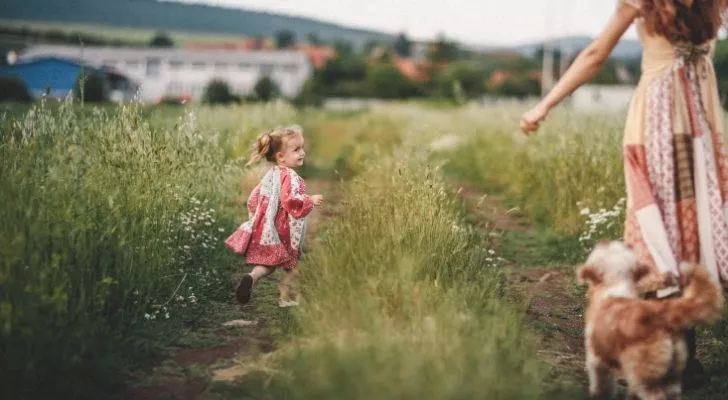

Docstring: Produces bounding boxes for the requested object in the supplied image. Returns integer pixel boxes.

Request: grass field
[1,100,728,399]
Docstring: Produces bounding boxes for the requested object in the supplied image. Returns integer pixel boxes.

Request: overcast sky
[173,0,638,46]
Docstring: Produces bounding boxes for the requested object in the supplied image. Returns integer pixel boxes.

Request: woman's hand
[311,194,324,206]
[520,103,550,135]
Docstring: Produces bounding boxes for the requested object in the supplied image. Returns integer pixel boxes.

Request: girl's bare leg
[278,268,299,306]
[236,266,274,304]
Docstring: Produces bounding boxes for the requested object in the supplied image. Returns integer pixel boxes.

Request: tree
[714,39,728,108]
[365,63,420,99]
[253,76,280,101]
[333,40,354,57]
[149,31,174,48]
[428,34,460,63]
[318,56,367,86]
[433,62,487,100]
[0,76,32,102]
[393,32,412,57]
[363,40,380,56]
[202,79,236,105]
[74,71,109,103]
[489,74,540,99]
[293,78,323,108]
[275,29,296,49]
[307,32,323,45]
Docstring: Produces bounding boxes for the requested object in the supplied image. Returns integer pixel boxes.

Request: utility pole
[541,1,555,96]
[541,40,554,96]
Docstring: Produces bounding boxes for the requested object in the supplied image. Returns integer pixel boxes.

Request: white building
[19,45,313,102]
[570,84,636,112]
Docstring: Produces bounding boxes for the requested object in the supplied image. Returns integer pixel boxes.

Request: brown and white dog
[578,241,723,400]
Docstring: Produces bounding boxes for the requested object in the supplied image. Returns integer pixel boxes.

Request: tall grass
[239,157,545,399]
[432,105,625,233]
[0,100,247,398]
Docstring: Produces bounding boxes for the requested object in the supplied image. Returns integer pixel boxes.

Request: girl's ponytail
[245,125,303,167]
[247,131,272,166]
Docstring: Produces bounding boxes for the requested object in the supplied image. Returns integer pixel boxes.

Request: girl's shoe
[236,274,254,304]
[278,299,299,308]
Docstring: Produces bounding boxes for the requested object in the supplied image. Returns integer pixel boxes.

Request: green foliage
[275,29,296,49]
[393,32,412,57]
[0,102,240,398]
[714,39,728,108]
[293,79,323,108]
[74,71,109,103]
[241,160,544,400]
[310,55,369,98]
[203,79,238,105]
[428,34,460,62]
[3,0,392,48]
[253,76,281,101]
[365,63,421,99]
[0,76,32,102]
[333,40,355,57]
[437,106,626,233]
[148,31,175,47]
[306,32,322,45]
[489,74,541,98]
[0,24,142,48]
[433,62,487,101]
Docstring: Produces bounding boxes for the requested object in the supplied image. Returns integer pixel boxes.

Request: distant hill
[2,0,394,47]
[515,36,642,60]
[2,0,642,60]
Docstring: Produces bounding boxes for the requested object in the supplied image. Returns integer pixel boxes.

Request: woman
[521,0,728,385]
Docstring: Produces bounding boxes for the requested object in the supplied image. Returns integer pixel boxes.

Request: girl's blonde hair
[246,125,303,166]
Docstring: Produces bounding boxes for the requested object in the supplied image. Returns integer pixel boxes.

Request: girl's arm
[247,184,261,216]
[280,170,314,219]
[520,2,640,134]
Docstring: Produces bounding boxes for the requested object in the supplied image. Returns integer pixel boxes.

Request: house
[19,45,313,102]
[295,44,337,70]
[0,56,137,101]
[368,46,434,83]
[570,84,636,112]
[185,40,336,70]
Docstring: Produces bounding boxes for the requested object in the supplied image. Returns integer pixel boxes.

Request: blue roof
[0,57,99,98]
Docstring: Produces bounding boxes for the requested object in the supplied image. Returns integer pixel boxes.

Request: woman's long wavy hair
[641,0,726,44]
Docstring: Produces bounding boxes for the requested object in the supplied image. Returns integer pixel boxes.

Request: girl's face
[276,134,305,168]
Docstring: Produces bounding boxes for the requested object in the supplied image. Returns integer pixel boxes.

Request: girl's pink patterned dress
[234,166,313,269]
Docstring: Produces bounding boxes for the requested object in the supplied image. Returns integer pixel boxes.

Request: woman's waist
[638,55,714,79]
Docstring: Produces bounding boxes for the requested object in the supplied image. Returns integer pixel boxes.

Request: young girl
[521,0,728,387]
[226,125,324,308]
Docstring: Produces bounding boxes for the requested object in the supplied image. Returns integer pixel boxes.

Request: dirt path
[456,185,588,394]
[456,184,728,400]
[127,179,338,400]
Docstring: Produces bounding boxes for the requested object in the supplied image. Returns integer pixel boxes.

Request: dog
[578,241,723,399]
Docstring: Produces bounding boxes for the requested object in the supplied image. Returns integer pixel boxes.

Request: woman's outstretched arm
[520,3,640,134]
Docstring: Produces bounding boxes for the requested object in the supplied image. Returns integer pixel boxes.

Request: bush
[488,74,540,99]
[365,63,421,99]
[0,76,32,102]
[292,79,323,108]
[202,79,238,105]
[433,63,487,102]
[74,71,109,103]
[253,76,281,102]
[149,31,175,48]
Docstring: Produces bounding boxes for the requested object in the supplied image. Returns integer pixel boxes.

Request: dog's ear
[577,264,602,286]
